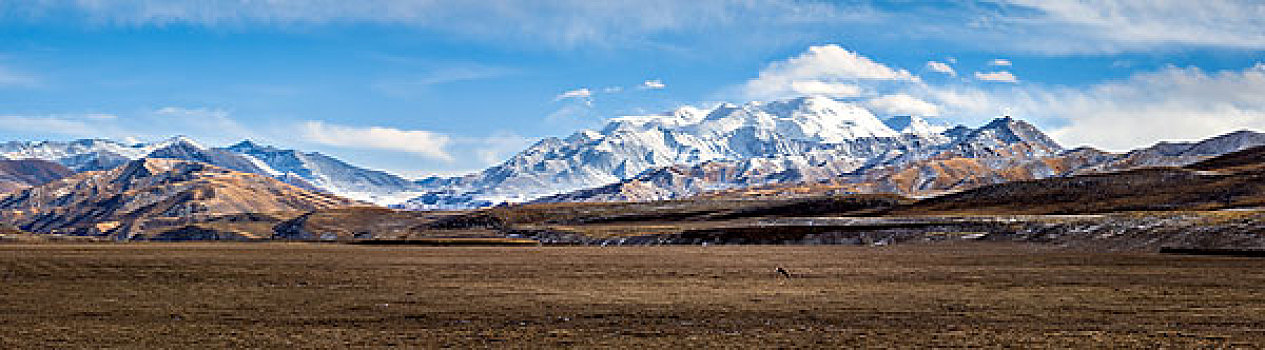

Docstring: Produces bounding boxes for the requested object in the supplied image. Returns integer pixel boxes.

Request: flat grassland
[2,243,1264,348]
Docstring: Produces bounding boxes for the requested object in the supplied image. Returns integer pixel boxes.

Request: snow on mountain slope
[536,116,1068,203]
[225,141,422,204]
[0,139,161,171]
[883,116,947,136]
[403,96,953,210]
[0,137,420,205]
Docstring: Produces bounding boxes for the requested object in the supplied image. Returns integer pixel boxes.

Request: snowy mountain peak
[404,96,948,209]
[227,140,270,152]
[152,135,205,151]
[883,116,947,136]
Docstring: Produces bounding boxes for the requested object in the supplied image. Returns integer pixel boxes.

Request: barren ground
[2,243,1264,348]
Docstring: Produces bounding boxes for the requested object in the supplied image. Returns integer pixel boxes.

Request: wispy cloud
[988,59,1012,67]
[995,0,1265,53]
[554,88,593,105]
[14,1,879,50]
[372,64,513,97]
[639,79,666,90]
[925,61,956,76]
[925,63,1265,150]
[300,121,453,162]
[0,114,117,136]
[974,71,1019,83]
[8,1,1264,55]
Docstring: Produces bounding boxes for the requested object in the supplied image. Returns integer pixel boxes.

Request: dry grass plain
[2,243,1264,348]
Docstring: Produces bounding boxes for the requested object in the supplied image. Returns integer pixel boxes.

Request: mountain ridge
[0,137,420,205]
[0,158,360,239]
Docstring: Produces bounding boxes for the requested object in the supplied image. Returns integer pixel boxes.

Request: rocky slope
[893,144,1265,215]
[0,159,74,193]
[0,158,359,239]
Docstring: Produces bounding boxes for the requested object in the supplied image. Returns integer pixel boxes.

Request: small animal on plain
[775,267,792,279]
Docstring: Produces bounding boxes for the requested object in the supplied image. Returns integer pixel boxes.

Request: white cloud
[12,1,1265,55]
[0,115,108,136]
[926,63,1265,151]
[741,44,919,99]
[988,59,1012,67]
[974,71,1019,83]
[155,106,228,119]
[300,121,453,162]
[998,0,1265,53]
[925,61,956,76]
[788,80,862,97]
[0,107,261,145]
[555,88,593,101]
[601,86,623,93]
[865,94,940,117]
[640,79,666,90]
[22,1,880,50]
[1042,64,1265,150]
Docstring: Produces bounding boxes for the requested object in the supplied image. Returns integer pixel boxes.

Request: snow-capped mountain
[884,116,948,136]
[535,116,1066,203]
[0,136,420,205]
[0,138,183,171]
[225,141,422,204]
[403,96,961,209]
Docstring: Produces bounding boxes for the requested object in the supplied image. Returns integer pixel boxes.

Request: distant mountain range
[0,137,420,204]
[2,96,1264,212]
[406,96,1265,208]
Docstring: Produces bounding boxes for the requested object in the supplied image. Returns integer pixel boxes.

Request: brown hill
[893,145,1265,215]
[0,159,74,193]
[0,158,360,239]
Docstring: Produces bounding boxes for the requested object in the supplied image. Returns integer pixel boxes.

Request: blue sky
[0,1,1263,177]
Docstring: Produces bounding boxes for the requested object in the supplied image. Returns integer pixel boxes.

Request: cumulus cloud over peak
[866,94,941,117]
[789,80,863,97]
[741,44,919,100]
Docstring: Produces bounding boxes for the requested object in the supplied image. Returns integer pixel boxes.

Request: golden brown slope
[892,145,1265,215]
[0,158,360,239]
[0,159,74,193]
